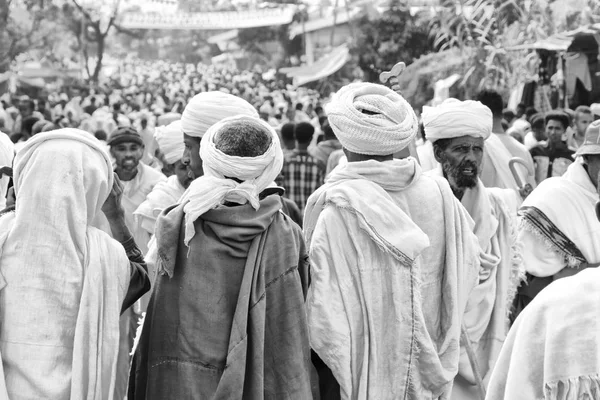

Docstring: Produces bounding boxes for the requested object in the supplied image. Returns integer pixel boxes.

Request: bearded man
[512,120,600,318]
[129,115,313,399]
[423,98,522,400]
[304,83,480,399]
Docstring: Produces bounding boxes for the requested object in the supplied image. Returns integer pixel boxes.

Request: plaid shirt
[281,150,323,211]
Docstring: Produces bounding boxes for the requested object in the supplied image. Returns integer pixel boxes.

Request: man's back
[130,195,313,400]
[306,159,480,399]
[282,150,323,210]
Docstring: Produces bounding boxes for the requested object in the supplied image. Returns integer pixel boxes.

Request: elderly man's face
[435,136,484,191]
[182,133,203,180]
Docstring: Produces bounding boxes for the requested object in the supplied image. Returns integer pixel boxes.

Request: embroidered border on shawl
[519,206,586,268]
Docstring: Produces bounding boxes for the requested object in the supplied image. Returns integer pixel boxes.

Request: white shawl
[0,130,130,399]
[305,159,480,399]
[519,160,600,276]
[134,175,186,237]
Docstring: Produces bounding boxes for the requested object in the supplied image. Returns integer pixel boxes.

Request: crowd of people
[0,58,600,400]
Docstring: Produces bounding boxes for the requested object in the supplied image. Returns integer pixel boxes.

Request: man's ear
[433,144,445,164]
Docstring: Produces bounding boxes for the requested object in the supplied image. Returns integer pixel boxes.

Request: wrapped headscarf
[0,132,14,210]
[181,92,258,138]
[422,98,493,142]
[325,82,419,156]
[154,120,184,164]
[0,129,129,399]
[179,115,283,245]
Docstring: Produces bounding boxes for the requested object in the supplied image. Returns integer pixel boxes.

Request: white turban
[325,82,418,156]
[422,98,493,143]
[179,115,283,245]
[0,131,14,210]
[154,120,184,164]
[181,92,258,138]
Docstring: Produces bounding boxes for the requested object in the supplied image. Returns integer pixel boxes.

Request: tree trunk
[91,32,105,83]
[0,0,10,75]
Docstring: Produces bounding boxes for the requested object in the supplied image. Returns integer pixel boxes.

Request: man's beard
[442,159,479,190]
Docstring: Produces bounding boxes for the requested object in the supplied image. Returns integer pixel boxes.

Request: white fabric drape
[0,129,130,399]
[180,115,283,245]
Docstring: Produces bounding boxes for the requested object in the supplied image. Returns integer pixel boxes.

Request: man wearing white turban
[422,98,523,400]
[0,129,150,399]
[304,83,480,399]
[129,116,313,399]
[181,91,259,181]
[0,132,14,210]
[134,120,190,242]
[486,120,600,400]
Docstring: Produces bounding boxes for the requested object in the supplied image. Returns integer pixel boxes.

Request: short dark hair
[295,103,304,111]
[502,109,515,121]
[530,113,545,130]
[476,90,504,117]
[575,105,592,116]
[314,106,323,114]
[280,123,295,142]
[525,107,538,121]
[294,122,314,144]
[94,129,107,141]
[545,111,569,130]
[214,120,272,157]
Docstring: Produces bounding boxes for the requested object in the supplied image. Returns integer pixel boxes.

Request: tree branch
[113,23,144,39]
[71,0,93,22]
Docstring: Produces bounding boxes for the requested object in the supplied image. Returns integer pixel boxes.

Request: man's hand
[102,173,125,220]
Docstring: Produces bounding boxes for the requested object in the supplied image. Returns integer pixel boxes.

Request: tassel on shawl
[544,375,600,400]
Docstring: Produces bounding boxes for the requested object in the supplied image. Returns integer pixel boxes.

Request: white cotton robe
[305,158,480,400]
[0,130,131,400]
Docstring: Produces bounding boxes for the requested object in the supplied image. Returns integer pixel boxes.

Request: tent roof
[279,44,350,86]
[508,23,600,52]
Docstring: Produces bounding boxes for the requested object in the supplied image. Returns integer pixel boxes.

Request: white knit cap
[422,98,493,143]
[181,92,258,138]
[154,120,184,164]
[325,82,418,156]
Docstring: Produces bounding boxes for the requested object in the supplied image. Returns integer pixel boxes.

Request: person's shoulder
[530,144,547,157]
[141,162,167,182]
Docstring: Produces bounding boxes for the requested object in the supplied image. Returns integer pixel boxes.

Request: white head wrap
[181,92,258,138]
[179,115,283,245]
[0,129,129,397]
[325,82,418,156]
[0,132,15,210]
[154,120,184,164]
[422,98,493,143]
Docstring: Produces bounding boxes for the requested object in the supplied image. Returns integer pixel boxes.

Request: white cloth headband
[180,115,284,245]
[422,98,493,142]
